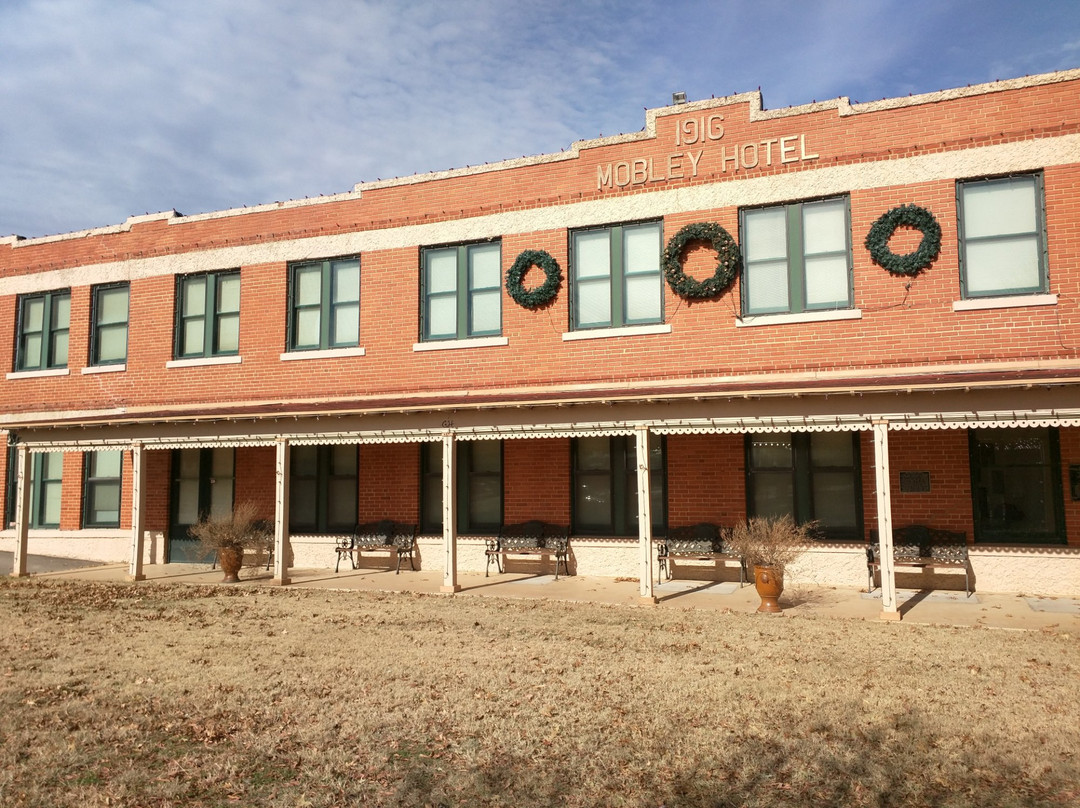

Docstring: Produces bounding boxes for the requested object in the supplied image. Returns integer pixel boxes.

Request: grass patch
[0,578,1077,807]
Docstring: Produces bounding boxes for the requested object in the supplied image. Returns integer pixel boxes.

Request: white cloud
[1,0,1077,238]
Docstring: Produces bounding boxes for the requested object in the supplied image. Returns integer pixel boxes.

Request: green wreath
[506,249,562,308]
[864,204,942,277]
[663,222,741,299]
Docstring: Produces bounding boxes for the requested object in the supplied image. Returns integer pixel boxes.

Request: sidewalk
[19,559,1080,633]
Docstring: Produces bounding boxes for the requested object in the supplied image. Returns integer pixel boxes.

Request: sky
[2,0,1079,240]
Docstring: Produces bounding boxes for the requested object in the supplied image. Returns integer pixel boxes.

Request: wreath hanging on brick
[506,249,562,308]
[864,204,942,277]
[663,222,741,299]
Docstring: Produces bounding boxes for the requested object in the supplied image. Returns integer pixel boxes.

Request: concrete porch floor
[16,560,1080,633]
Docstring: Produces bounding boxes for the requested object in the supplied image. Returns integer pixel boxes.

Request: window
[419,441,504,534]
[15,289,70,371]
[90,283,129,366]
[83,450,122,528]
[175,271,240,359]
[958,174,1047,298]
[288,258,360,351]
[571,221,662,330]
[421,242,501,340]
[572,435,665,536]
[741,197,851,315]
[969,428,1064,544]
[746,432,861,540]
[289,445,357,533]
[5,450,64,529]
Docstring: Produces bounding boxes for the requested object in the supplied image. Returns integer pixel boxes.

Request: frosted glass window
[93,285,129,365]
[960,175,1045,297]
[289,258,361,350]
[17,290,70,371]
[572,223,661,329]
[743,198,851,315]
[422,242,501,340]
[177,271,240,358]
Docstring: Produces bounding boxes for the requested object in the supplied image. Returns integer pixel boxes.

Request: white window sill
[952,293,1057,312]
[6,367,69,380]
[736,308,862,328]
[82,363,126,374]
[413,336,509,352]
[166,355,242,369]
[280,346,366,362]
[562,323,672,342]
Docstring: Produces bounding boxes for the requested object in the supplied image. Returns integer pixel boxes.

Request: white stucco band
[4,133,1079,297]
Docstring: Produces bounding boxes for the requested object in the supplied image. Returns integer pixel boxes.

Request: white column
[440,432,460,593]
[873,420,900,620]
[128,443,147,581]
[635,426,656,604]
[12,444,31,578]
[274,438,291,586]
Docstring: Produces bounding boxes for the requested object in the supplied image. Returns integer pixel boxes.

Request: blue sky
[2,0,1078,239]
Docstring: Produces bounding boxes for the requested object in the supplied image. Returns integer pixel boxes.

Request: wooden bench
[656,523,746,585]
[867,525,971,597]
[335,520,417,574]
[485,521,570,579]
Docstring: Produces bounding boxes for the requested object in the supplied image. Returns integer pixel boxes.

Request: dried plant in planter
[727,514,814,574]
[188,501,273,582]
[727,515,815,613]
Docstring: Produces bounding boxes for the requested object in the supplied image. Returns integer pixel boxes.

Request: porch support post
[12,444,31,578]
[273,438,291,586]
[440,432,460,593]
[872,420,900,620]
[128,443,147,581]
[635,426,656,604]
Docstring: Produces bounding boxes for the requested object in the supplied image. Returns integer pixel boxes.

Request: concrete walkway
[15,558,1080,633]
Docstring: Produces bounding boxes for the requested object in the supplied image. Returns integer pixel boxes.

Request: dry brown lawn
[0,578,1077,807]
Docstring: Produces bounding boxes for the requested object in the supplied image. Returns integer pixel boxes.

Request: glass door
[168,447,235,562]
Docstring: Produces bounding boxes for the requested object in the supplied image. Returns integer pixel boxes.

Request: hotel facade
[3,69,1080,615]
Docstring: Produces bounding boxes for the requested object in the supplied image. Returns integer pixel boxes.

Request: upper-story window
[15,289,70,371]
[90,283,129,366]
[175,271,240,359]
[958,174,1047,298]
[421,242,501,341]
[570,221,663,330]
[287,257,360,351]
[741,197,851,315]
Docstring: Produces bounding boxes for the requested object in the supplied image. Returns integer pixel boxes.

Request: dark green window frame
[969,427,1064,544]
[419,441,504,534]
[570,221,663,330]
[745,432,862,541]
[287,257,360,351]
[288,444,358,533]
[174,271,240,359]
[5,450,63,529]
[957,173,1048,299]
[82,450,123,528]
[15,289,70,371]
[571,435,666,537]
[421,241,502,341]
[740,196,852,315]
[90,282,129,366]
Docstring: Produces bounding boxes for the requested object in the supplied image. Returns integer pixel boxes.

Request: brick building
[3,68,1079,613]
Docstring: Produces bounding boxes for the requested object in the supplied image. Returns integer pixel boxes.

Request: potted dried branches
[188,501,273,583]
[727,515,813,613]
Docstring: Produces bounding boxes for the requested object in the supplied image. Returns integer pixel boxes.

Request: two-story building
[3,68,1079,615]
